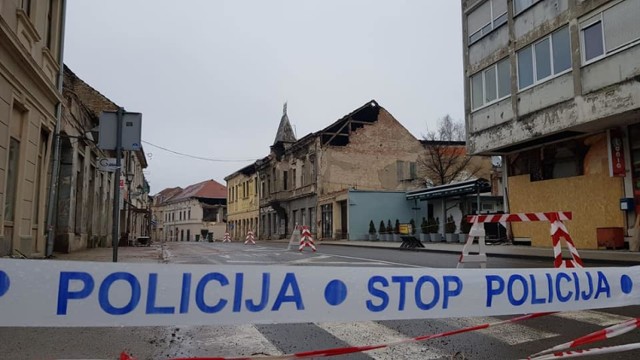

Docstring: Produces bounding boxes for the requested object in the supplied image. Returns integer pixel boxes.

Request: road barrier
[223,232,231,243]
[458,212,583,269]
[298,226,316,252]
[244,230,255,245]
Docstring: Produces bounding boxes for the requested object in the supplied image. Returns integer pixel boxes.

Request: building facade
[255,100,426,240]
[1,0,65,256]
[462,0,640,249]
[225,163,259,240]
[150,186,181,242]
[158,179,227,242]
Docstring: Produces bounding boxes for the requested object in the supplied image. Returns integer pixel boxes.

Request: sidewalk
[52,244,164,263]
[320,239,640,264]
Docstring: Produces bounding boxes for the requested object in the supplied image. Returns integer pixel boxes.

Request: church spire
[273,101,297,146]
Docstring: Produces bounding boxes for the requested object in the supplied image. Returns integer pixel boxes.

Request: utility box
[620,198,634,211]
[597,227,624,249]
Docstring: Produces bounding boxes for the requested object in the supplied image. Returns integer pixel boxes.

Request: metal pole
[112,107,124,262]
[45,0,68,257]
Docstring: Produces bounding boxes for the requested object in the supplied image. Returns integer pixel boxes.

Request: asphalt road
[1,241,638,360]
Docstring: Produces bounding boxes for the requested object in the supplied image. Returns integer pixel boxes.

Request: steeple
[273,102,297,146]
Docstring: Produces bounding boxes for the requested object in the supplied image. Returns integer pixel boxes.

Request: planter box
[459,233,468,243]
[445,233,458,243]
[420,233,429,242]
[368,234,377,241]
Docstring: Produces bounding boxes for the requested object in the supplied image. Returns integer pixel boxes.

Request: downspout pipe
[45,0,67,257]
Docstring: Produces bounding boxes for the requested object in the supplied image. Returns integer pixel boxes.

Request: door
[340,200,348,239]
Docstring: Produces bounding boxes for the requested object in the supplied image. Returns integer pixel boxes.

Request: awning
[406,178,491,201]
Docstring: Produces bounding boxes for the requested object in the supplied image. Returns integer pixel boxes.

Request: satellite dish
[491,156,502,167]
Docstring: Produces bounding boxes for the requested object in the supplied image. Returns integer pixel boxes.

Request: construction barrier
[458,212,583,269]
[299,226,316,252]
[223,232,231,243]
[244,230,255,245]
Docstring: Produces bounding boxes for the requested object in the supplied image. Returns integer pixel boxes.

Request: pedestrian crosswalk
[157,310,636,359]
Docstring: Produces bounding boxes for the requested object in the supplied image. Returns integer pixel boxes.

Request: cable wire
[141,140,259,163]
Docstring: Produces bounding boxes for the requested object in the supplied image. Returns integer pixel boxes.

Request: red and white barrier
[244,230,255,245]
[458,211,583,269]
[223,232,231,242]
[528,317,640,359]
[299,226,316,252]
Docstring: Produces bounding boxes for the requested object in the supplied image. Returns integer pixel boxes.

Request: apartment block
[462,0,640,248]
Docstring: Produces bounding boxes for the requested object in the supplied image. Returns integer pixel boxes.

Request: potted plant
[459,215,472,243]
[393,219,401,241]
[445,215,458,243]
[379,220,387,241]
[387,220,393,242]
[420,217,429,242]
[429,217,441,242]
[368,220,377,241]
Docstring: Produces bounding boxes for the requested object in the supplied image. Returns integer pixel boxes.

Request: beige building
[225,163,260,240]
[462,0,640,249]
[256,100,426,240]
[150,186,181,242]
[1,0,65,256]
[157,179,227,242]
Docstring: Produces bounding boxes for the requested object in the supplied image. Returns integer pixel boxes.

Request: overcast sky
[64,0,464,194]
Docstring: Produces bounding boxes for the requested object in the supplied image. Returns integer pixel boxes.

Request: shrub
[460,215,473,234]
[369,220,376,234]
[427,217,438,233]
[394,219,400,234]
[409,219,416,234]
[379,220,386,234]
[445,215,456,234]
[387,220,393,235]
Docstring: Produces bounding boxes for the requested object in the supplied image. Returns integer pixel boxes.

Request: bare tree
[419,115,481,186]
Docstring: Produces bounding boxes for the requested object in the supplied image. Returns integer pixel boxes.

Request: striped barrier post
[457,212,582,269]
[244,230,256,245]
[299,226,316,252]
[223,232,231,243]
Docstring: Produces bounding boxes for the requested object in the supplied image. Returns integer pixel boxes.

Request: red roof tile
[171,179,227,202]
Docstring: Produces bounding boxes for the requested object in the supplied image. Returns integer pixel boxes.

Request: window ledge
[468,21,507,47]
[16,9,40,44]
[517,68,572,93]
[471,96,511,113]
[582,40,640,68]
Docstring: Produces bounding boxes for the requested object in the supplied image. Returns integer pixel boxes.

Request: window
[301,164,306,185]
[468,0,507,44]
[580,1,640,64]
[75,154,84,234]
[471,58,511,110]
[514,0,540,15]
[283,170,288,190]
[409,162,417,179]
[188,209,191,219]
[517,26,571,90]
[21,0,32,16]
[5,138,20,222]
[507,139,588,181]
[292,169,296,189]
[33,131,49,224]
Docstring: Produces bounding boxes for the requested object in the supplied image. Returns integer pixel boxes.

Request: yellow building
[1,0,65,256]
[225,163,260,240]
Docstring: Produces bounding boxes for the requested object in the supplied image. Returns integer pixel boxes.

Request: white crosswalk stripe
[439,316,558,345]
[552,310,633,327]
[317,321,450,359]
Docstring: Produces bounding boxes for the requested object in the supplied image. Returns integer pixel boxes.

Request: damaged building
[253,100,426,240]
[462,0,640,249]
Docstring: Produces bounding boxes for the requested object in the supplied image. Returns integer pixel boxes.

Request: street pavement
[51,238,640,264]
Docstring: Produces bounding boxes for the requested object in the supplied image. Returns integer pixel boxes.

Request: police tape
[0,259,638,327]
[527,342,640,359]
[528,317,640,359]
